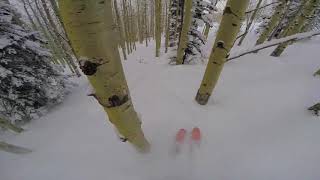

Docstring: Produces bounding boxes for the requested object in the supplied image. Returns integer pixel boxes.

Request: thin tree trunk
[122,0,131,54]
[114,0,127,60]
[237,0,263,46]
[255,0,287,46]
[21,0,38,30]
[195,0,249,105]
[203,23,210,40]
[25,0,62,65]
[271,0,320,57]
[137,0,143,44]
[150,0,155,39]
[176,0,192,65]
[155,0,162,57]
[129,0,136,51]
[59,0,150,152]
[39,0,80,75]
[34,0,68,68]
[47,0,82,76]
[164,0,171,53]
[144,0,149,46]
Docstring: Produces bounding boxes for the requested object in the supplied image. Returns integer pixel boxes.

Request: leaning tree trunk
[237,0,263,46]
[203,23,211,40]
[150,0,155,39]
[271,0,320,57]
[114,0,127,60]
[164,0,171,53]
[59,0,150,152]
[144,0,149,46]
[155,0,162,57]
[255,0,287,47]
[195,0,249,105]
[25,0,62,65]
[176,0,193,65]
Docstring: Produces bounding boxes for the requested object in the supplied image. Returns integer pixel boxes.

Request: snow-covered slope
[1,35,320,180]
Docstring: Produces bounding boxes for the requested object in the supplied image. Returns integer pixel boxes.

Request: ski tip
[175,128,187,143]
[191,127,201,141]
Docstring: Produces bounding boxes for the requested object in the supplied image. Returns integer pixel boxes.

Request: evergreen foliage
[0,1,70,125]
[184,0,217,64]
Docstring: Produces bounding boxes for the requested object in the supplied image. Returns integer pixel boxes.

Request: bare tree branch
[227,30,320,61]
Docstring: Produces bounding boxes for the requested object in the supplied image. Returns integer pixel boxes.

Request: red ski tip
[191,127,201,141]
[175,129,187,143]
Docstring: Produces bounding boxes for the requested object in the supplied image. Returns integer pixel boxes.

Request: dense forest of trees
[1,0,320,153]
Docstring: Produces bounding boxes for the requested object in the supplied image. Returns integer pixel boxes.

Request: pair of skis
[174,127,201,155]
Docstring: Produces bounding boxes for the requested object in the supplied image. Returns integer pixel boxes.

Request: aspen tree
[137,0,144,44]
[37,0,80,75]
[125,0,133,53]
[203,23,211,40]
[165,0,172,53]
[128,0,136,51]
[40,0,60,36]
[21,0,37,30]
[155,0,162,57]
[144,0,149,46]
[271,0,320,57]
[269,0,309,40]
[122,0,131,54]
[121,0,130,54]
[48,0,60,21]
[114,0,127,60]
[34,0,69,68]
[150,0,155,39]
[255,0,287,46]
[176,0,193,65]
[25,0,62,65]
[168,0,179,47]
[161,1,166,34]
[195,0,249,105]
[59,0,150,152]
[237,0,263,46]
[48,0,83,77]
[184,0,216,64]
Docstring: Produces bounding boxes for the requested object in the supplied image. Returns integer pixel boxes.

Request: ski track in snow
[1,35,320,180]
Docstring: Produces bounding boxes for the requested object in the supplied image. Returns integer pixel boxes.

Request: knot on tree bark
[223,6,238,17]
[217,41,225,49]
[88,94,129,108]
[108,95,129,108]
[79,57,108,76]
[79,60,100,76]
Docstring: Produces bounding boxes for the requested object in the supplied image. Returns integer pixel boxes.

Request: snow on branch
[227,30,320,62]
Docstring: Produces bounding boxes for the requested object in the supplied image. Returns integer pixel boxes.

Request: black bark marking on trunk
[108,95,129,108]
[223,6,239,17]
[79,61,100,75]
[79,59,108,76]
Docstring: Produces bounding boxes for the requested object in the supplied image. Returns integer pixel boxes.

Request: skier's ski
[190,127,201,150]
[173,128,187,155]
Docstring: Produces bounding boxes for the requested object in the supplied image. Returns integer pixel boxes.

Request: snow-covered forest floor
[1,34,320,180]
